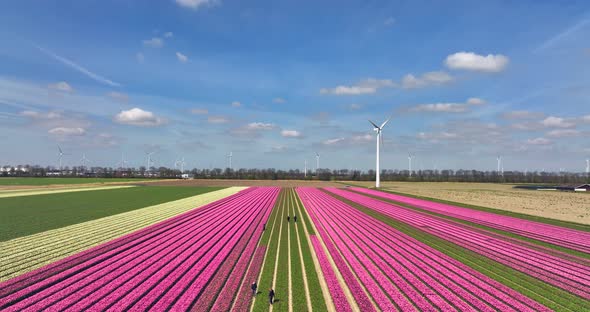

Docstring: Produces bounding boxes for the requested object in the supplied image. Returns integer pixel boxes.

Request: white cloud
[502,110,544,120]
[231,101,242,108]
[48,81,74,93]
[48,127,86,136]
[384,17,395,26]
[176,0,218,10]
[207,115,229,124]
[107,91,129,103]
[582,115,590,123]
[445,52,509,73]
[246,122,275,130]
[164,32,174,38]
[191,108,208,115]
[466,97,485,105]
[408,97,485,113]
[541,116,575,128]
[20,110,62,120]
[320,85,376,95]
[401,71,453,89]
[546,129,581,138]
[136,52,145,63]
[349,103,362,110]
[323,137,345,145]
[281,130,302,138]
[35,45,121,87]
[176,52,188,62]
[143,37,163,48]
[321,78,395,95]
[273,97,286,104]
[417,131,459,141]
[114,108,166,127]
[350,134,373,143]
[527,137,552,145]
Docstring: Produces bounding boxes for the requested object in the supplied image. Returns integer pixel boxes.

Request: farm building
[514,184,590,192]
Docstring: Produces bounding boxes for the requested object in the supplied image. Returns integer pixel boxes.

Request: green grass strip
[294,189,329,311]
[274,189,290,312]
[0,186,222,241]
[253,190,285,312]
[0,177,153,185]
[289,189,307,311]
[354,190,590,260]
[327,191,590,312]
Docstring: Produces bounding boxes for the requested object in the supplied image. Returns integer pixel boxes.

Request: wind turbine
[315,152,320,173]
[80,153,91,170]
[496,156,502,174]
[369,117,390,188]
[146,152,155,171]
[175,157,186,173]
[408,154,413,177]
[116,152,128,169]
[586,159,589,176]
[57,146,70,171]
[304,159,307,178]
[227,152,233,170]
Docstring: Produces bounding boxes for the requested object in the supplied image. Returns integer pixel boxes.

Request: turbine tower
[408,154,413,177]
[369,117,390,188]
[496,156,502,175]
[146,152,155,171]
[315,152,320,173]
[586,159,589,176]
[80,153,90,169]
[227,152,233,170]
[175,157,186,173]
[304,159,307,178]
[116,152,128,169]
[57,146,64,170]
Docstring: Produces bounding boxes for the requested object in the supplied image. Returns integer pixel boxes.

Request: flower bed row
[0,187,279,311]
[0,187,247,282]
[298,187,551,311]
[352,187,590,253]
[328,187,590,300]
[232,245,266,312]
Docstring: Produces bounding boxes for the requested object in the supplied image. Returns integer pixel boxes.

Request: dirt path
[291,190,313,312]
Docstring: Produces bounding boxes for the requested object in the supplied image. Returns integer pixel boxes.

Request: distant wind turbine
[146,152,155,171]
[496,156,501,173]
[586,159,589,176]
[369,117,390,188]
[304,159,307,178]
[57,146,70,170]
[175,157,186,173]
[408,154,413,177]
[315,152,320,173]
[80,153,91,170]
[116,152,128,169]
[227,152,233,170]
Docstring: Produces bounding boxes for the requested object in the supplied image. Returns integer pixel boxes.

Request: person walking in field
[268,288,275,304]
[251,281,257,296]
[287,215,290,222]
[263,223,266,231]
[294,215,297,223]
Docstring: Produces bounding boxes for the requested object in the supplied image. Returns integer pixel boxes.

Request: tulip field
[1,184,589,311]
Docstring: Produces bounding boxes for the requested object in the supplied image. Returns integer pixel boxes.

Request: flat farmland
[149,179,343,187]
[0,186,222,241]
[0,177,155,186]
[349,181,590,225]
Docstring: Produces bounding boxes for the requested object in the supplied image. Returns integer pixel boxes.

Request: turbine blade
[380,116,391,129]
[368,120,379,129]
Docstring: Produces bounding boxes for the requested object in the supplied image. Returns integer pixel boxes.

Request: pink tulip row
[0,187,251,302]
[303,191,377,312]
[352,187,590,253]
[205,193,274,312]
[0,187,279,311]
[298,187,551,312]
[328,187,590,300]
[232,246,266,312]
[309,235,353,312]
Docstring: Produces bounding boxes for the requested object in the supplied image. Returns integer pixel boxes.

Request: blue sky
[1,0,589,171]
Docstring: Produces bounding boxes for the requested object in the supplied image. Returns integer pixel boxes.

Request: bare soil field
[351,181,590,225]
[146,179,342,187]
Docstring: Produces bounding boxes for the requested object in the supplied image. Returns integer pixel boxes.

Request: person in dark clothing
[251,281,257,296]
[294,215,297,223]
[263,223,266,231]
[287,215,290,222]
[268,288,275,304]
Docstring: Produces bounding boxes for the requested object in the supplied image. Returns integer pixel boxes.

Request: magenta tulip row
[309,235,353,312]
[298,187,551,312]
[352,187,590,253]
[232,245,266,312]
[327,187,590,300]
[0,187,280,311]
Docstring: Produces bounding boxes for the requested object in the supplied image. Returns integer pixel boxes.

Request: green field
[0,177,155,186]
[0,186,222,241]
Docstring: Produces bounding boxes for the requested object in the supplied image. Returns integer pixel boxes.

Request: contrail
[535,17,590,52]
[34,44,121,87]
